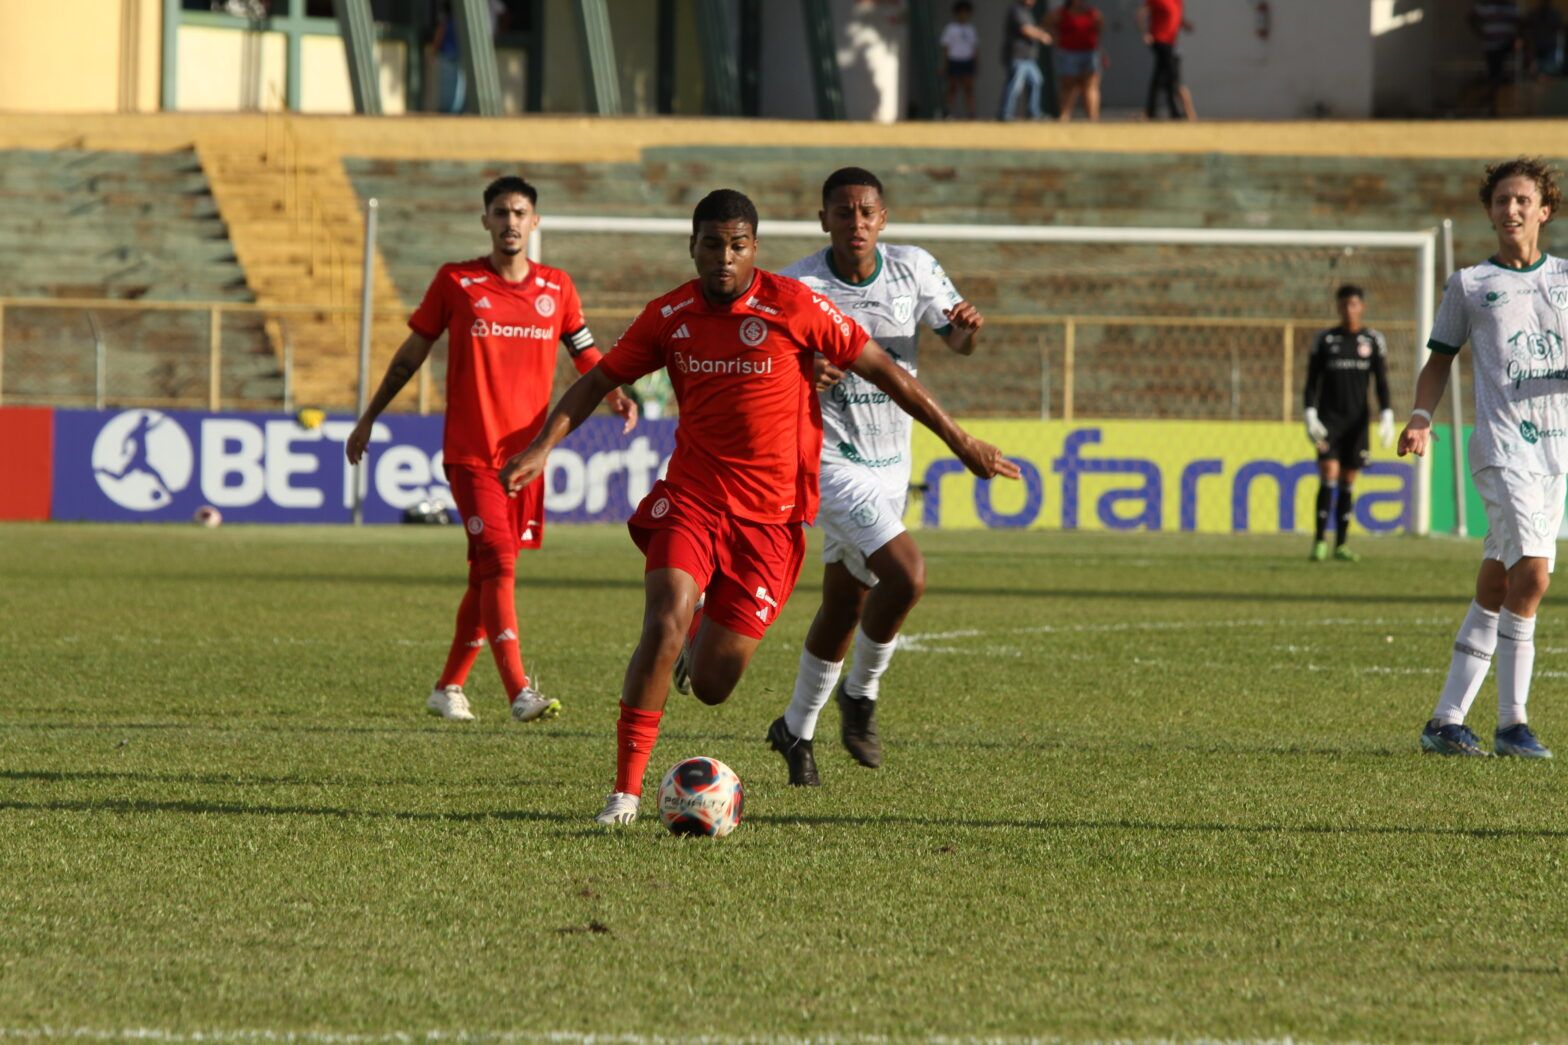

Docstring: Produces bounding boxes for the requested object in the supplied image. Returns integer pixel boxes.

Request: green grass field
[2,522,1565,1043]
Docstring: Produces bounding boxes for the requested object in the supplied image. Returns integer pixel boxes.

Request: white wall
[1099,0,1375,118]
[763,0,1378,122]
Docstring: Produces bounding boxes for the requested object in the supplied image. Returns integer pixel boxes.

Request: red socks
[615,703,664,796]
[436,582,486,688]
[479,573,529,700]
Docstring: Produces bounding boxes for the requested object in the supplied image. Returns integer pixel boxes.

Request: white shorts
[816,464,908,587]
[1474,466,1565,571]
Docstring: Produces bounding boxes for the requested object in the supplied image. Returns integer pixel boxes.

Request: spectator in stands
[940,1,979,119]
[1523,0,1563,77]
[1047,0,1106,121]
[1471,0,1523,114]
[431,0,507,114]
[1138,0,1194,121]
[997,0,1054,121]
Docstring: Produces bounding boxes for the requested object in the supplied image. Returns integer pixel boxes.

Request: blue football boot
[1494,723,1554,759]
[1420,719,1490,757]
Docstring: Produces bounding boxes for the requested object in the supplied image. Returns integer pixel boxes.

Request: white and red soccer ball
[658,757,743,838]
[192,505,223,528]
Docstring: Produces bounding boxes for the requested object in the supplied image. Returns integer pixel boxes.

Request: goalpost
[531,217,1449,536]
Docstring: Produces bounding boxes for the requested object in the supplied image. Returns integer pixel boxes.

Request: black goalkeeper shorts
[1317,423,1370,469]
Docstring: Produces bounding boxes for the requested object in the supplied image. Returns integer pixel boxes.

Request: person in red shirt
[1047,0,1107,121]
[347,176,636,724]
[500,189,1019,827]
[1138,0,1196,120]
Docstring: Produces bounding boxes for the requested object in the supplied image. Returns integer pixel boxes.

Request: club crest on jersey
[739,316,768,346]
[1356,340,1371,358]
[466,516,484,535]
[1550,286,1568,310]
[535,295,557,317]
[893,295,913,324]
[651,497,671,519]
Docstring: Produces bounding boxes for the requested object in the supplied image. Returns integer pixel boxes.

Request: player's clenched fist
[1396,414,1435,458]
[813,356,845,392]
[944,301,984,335]
[956,435,1022,480]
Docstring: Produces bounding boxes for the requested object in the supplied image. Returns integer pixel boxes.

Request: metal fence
[0,297,1419,423]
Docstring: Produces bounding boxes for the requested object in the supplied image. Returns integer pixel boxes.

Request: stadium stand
[5,113,1567,418]
[346,148,1529,418]
[0,148,281,407]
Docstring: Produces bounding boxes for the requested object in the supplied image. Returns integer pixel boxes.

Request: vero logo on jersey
[472,318,553,339]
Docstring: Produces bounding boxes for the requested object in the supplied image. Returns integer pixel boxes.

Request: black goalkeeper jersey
[1303,326,1391,430]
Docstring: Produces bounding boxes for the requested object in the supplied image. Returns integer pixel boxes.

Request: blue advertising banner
[50,408,677,525]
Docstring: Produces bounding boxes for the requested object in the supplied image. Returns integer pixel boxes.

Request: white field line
[0,1028,1374,1045]
[896,617,1456,656]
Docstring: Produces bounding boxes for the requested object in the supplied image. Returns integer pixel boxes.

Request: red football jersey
[598,270,869,524]
[1146,0,1183,43]
[409,257,599,469]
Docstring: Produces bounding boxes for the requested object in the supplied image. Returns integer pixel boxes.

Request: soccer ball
[192,505,223,528]
[657,757,743,838]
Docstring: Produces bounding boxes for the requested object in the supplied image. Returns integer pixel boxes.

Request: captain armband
[563,326,596,357]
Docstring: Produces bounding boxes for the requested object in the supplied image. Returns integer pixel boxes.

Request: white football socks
[1496,609,1537,730]
[1431,601,1499,725]
[784,648,842,741]
[844,628,897,702]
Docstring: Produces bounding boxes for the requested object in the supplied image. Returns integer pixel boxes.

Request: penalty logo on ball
[658,756,743,838]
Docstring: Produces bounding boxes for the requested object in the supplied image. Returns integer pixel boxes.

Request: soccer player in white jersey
[763,166,984,785]
[1400,158,1564,759]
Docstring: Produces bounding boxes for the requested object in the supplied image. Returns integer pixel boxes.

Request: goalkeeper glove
[1304,407,1329,444]
[1378,409,1395,448]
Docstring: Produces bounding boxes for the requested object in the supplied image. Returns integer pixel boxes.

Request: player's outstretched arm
[848,340,1020,481]
[346,331,434,464]
[1397,351,1457,458]
[500,366,618,493]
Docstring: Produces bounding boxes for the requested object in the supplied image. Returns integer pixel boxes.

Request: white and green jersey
[1429,254,1568,475]
[782,243,963,488]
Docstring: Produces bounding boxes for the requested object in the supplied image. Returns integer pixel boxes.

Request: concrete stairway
[197,129,409,410]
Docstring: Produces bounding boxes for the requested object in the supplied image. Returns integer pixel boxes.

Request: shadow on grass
[0,768,550,788]
[4,796,1565,841]
[0,721,610,740]
[0,725,1419,759]
[0,797,579,824]
[7,568,648,593]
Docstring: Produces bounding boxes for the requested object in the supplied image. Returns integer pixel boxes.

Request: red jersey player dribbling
[347,176,635,723]
[500,189,1017,826]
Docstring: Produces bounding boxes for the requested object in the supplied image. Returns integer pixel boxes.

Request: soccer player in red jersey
[347,176,636,724]
[499,189,1018,825]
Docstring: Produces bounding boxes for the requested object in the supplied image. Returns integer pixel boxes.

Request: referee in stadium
[1303,284,1394,561]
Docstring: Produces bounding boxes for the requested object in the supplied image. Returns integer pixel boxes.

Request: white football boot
[594,791,640,826]
[426,684,475,722]
[510,677,562,723]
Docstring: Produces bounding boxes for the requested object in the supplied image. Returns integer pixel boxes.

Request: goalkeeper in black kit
[1302,284,1394,561]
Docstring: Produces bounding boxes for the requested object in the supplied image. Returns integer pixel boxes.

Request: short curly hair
[1479,157,1563,222]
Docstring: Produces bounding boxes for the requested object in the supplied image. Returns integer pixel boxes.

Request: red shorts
[446,464,543,577]
[628,479,805,640]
